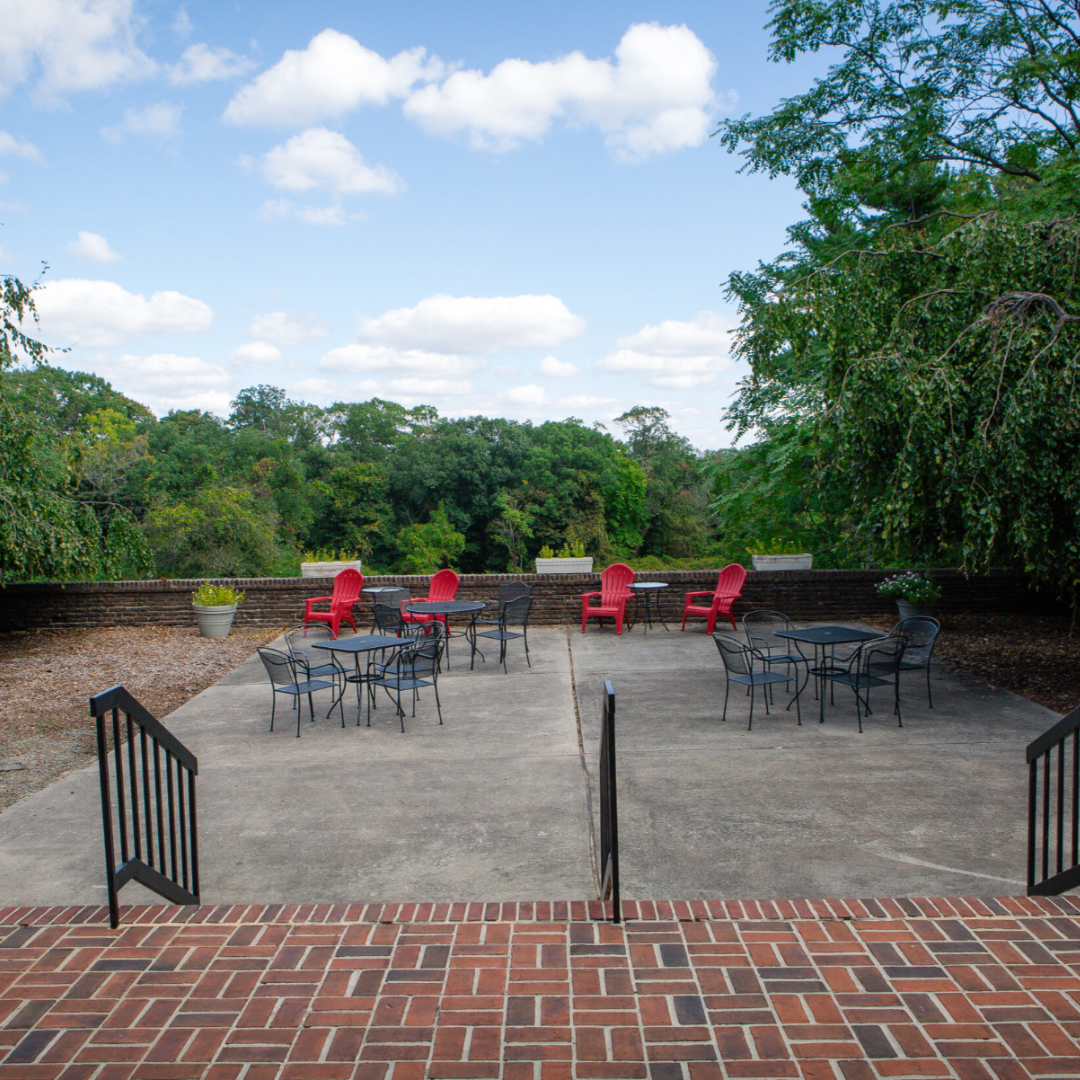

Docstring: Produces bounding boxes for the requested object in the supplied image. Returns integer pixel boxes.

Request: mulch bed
[867,612,1080,716]
[0,626,280,811]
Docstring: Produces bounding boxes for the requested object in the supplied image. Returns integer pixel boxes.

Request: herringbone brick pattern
[2,897,1080,1079]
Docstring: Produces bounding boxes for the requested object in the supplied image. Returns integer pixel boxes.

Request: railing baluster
[1058,741,1066,875]
[141,728,153,869]
[112,708,129,865]
[127,714,141,861]
[178,766,189,892]
[189,769,200,900]
[1073,731,1079,869]
[154,739,166,876]
[1043,749,1051,883]
[1028,758,1038,892]
[166,754,178,884]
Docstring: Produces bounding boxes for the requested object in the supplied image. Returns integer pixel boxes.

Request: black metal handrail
[1027,703,1080,896]
[90,685,200,928]
[598,679,620,922]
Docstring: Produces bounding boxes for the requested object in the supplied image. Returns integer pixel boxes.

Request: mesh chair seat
[714,632,801,730]
[258,647,342,737]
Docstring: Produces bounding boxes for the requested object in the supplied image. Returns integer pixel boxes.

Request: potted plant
[876,571,940,618]
[748,539,813,571]
[300,548,362,579]
[192,583,245,639]
[535,540,593,575]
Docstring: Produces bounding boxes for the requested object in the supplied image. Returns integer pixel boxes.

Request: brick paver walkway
[3,897,1080,1079]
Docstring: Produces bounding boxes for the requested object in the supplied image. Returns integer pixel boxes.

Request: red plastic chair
[402,568,460,629]
[304,568,363,637]
[581,563,635,635]
[680,563,747,634]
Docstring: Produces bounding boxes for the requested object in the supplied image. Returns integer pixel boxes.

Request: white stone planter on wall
[193,604,237,639]
[300,560,362,578]
[751,554,814,571]
[535,557,594,575]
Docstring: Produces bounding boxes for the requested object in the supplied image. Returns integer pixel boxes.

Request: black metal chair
[370,588,410,629]
[367,623,445,731]
[742,609,810,703]
[878,616,940,707]
[713,633,801,730]
[284,624,347,716]
[372,600,408,637]
[477,581,532,626]
[257,647,341,737]
[823,633,907,732]
[476,594,532,673]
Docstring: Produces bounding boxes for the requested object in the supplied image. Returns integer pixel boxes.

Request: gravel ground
[0,626,281,811]
[1,615,1076,813]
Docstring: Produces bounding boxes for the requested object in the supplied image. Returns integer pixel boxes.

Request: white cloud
[538,355,578,378]
[0,131,43,162]
[257,128,402,195]
[321,343,478,379]
[223,29,442,127]
[168,42,254,84]
[67,230,121,263]
[249,310,329,346]
[505,383,548,406]
[361,294,585,354]
[229,341,282,366]
[257,198,359,226]
[389,377,472,396]
[0,0,156,99]
[34,278,213,347]
[101,101,182,143]
[86,351,230,414]
[597,311,734,388]
[404,23,722,161]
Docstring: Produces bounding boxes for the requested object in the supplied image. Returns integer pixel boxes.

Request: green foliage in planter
[537,545,555,559]
[747,538,808,556]
[555,540,586,558]
[876,572,940,605]
[191,583,245,607]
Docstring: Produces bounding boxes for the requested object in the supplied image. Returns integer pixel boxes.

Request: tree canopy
[714,0,1080,591]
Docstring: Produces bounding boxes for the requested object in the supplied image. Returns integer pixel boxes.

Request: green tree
[397,503,467,573]
[489,490,535,572]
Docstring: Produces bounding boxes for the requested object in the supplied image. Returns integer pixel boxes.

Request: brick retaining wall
[0,568,1063,632]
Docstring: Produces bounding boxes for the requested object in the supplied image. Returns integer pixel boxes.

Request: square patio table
[313,634,405,724]
[774,626,884,723]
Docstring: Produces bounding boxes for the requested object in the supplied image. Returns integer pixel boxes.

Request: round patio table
[312,634,405,724]
[628,582,669,633]
[774,625,884,723]
[405,600,486,670]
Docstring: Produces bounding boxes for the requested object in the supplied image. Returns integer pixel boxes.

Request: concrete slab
[573,624,1058,898]
[0,627,594,905]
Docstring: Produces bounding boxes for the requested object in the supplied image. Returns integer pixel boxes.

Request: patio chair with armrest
[476,581,532,628]
[257,646,342,737]
[714,633,801,730]
[283,624,347,717]
[681,564,747,634]
[742,609,810,702]
[581,563,635,635]
[875,616,940,707]
[367,623,446,731]
[303,568,363,637]
[476,594,532,673]
[822,632,907,732]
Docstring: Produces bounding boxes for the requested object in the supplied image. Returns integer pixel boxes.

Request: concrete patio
[0,622,1060,906]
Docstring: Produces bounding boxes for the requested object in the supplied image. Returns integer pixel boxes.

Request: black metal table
[405,600,487,669]
[774,626,884,723]
[312,634,405,723]
[628,582,669,633]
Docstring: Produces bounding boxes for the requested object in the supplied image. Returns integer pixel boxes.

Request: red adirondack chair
[402,568,460,629]
[304,568,363,637]
[680,563,747,634]
[581,563,635,635]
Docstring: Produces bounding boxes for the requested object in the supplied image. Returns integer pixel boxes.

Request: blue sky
[0,0,825,449]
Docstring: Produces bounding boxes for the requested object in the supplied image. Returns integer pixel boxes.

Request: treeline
[0,368,726,580]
